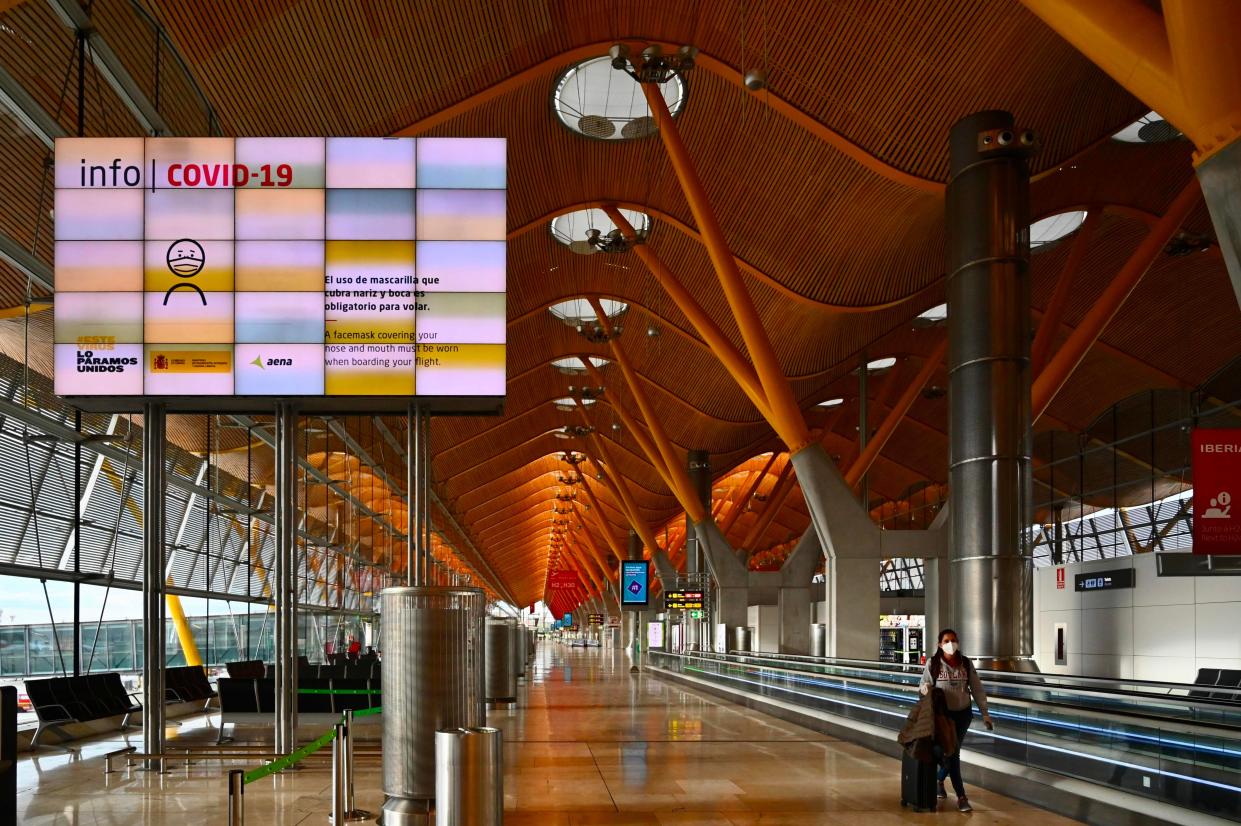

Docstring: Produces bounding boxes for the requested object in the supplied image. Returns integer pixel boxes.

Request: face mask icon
[164,238,206,305]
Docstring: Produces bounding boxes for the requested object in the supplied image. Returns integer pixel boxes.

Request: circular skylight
[553,56,686,141]
[550,207,650,250]
[1030,211,1086,250]
[554,397,596,411]
[1112,111,1181,144]
[866,357,897,372]
[552,356,611,375]
[548,298,628,325]
[917,303,947,323]
[818,397,844,408]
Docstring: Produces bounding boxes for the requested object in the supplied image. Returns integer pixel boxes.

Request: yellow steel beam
[1021,0,1241,162]
[1162,0,1241,161]
[1031,208,1102,374]
[573,403,660,558]
[164,582,203,668]
[1033,178,1201,421]
[739,461,797,550]
[603,206,774,423]
[844,339,947,489]
[578,337,706,522]
[641,81,813,452]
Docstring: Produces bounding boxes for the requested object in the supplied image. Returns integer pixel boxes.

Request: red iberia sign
[1192,429,1241,554]
[548,571,579,590]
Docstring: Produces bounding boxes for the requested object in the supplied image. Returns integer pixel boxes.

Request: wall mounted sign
[1192,429,1241,554]
[1074,568,1135,592]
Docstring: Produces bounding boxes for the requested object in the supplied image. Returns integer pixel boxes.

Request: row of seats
[225,658,381,681]
[215,676,381,743]
[25,673,140,749]
[26,667,217,750]
[1190,668,1241,702]
[164,665,216,704]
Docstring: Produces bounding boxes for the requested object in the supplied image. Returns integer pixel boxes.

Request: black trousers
[935,707,973,796]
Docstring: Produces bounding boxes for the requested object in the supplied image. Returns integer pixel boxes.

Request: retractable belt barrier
[228,688,382,825]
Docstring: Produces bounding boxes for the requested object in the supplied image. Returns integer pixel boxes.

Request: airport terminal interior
[0,1,1240,824]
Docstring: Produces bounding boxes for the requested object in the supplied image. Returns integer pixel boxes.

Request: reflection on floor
[14,642,1082,824]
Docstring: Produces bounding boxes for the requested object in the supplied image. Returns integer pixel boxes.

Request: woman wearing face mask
[918,629,992,812]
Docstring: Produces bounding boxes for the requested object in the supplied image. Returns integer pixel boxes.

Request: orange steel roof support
[1031,208,1102,374]
[641,81,813,453]
[1020,0,1241,162]
[562,546,600,596]
[578,323,706,522]
[1032,178,1201,421]
[573,410,664,562]
[577,484,632,555]
[392,40,943,193]
[575,508,626,583]
[716,470,761,536]
[566,530,612,591]
[739,460,798,550]
[844,339,947,489]
[603,205,773,422]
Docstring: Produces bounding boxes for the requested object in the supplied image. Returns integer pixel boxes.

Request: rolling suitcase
[900,749,938,812]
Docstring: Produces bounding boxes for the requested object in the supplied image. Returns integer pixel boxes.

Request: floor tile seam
[584,740,622,813]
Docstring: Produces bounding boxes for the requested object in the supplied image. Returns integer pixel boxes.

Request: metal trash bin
[731,626,753,653]
[810,623,827,658]
[511,623,526,681]
[435,727,503,826]
[484,619,517,703]
[381,586,485,825]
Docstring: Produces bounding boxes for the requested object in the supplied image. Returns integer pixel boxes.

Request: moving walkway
[648,649,1241,824]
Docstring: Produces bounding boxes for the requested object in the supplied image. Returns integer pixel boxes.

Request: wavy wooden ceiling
[1,0,1239,608]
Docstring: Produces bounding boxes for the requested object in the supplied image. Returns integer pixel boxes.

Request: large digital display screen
[620,561,649,608]
[53,137,505,411]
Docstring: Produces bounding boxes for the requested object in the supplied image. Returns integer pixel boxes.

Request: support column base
[380,796,431,825]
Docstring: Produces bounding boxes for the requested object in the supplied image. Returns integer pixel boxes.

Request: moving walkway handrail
[667,650,1241,739]
[721,650,1241,704]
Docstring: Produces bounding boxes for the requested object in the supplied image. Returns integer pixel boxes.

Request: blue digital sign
[620,561,649,608]
[1074,569,1135,592]
[564,612,573,627]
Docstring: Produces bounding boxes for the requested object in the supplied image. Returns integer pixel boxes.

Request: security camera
[744,69,767,91]
[997,130,1014,145]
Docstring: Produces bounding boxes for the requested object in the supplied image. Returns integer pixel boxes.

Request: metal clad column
[141,402,166,767]
[946,111,1036,671]
[274,404,299,752]
[412,404,426,585]
[685,450,711,573]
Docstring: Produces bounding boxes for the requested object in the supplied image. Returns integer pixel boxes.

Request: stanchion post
[228,769,245,826]
[340,708,371,821]
[329,723,345,824]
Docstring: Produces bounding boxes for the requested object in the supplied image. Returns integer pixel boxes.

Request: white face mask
[941,642,957,656]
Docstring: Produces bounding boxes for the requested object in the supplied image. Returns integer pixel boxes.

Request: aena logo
[250,355,294,369]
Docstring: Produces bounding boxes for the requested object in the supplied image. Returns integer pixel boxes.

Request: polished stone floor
[14,642,1081,824]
